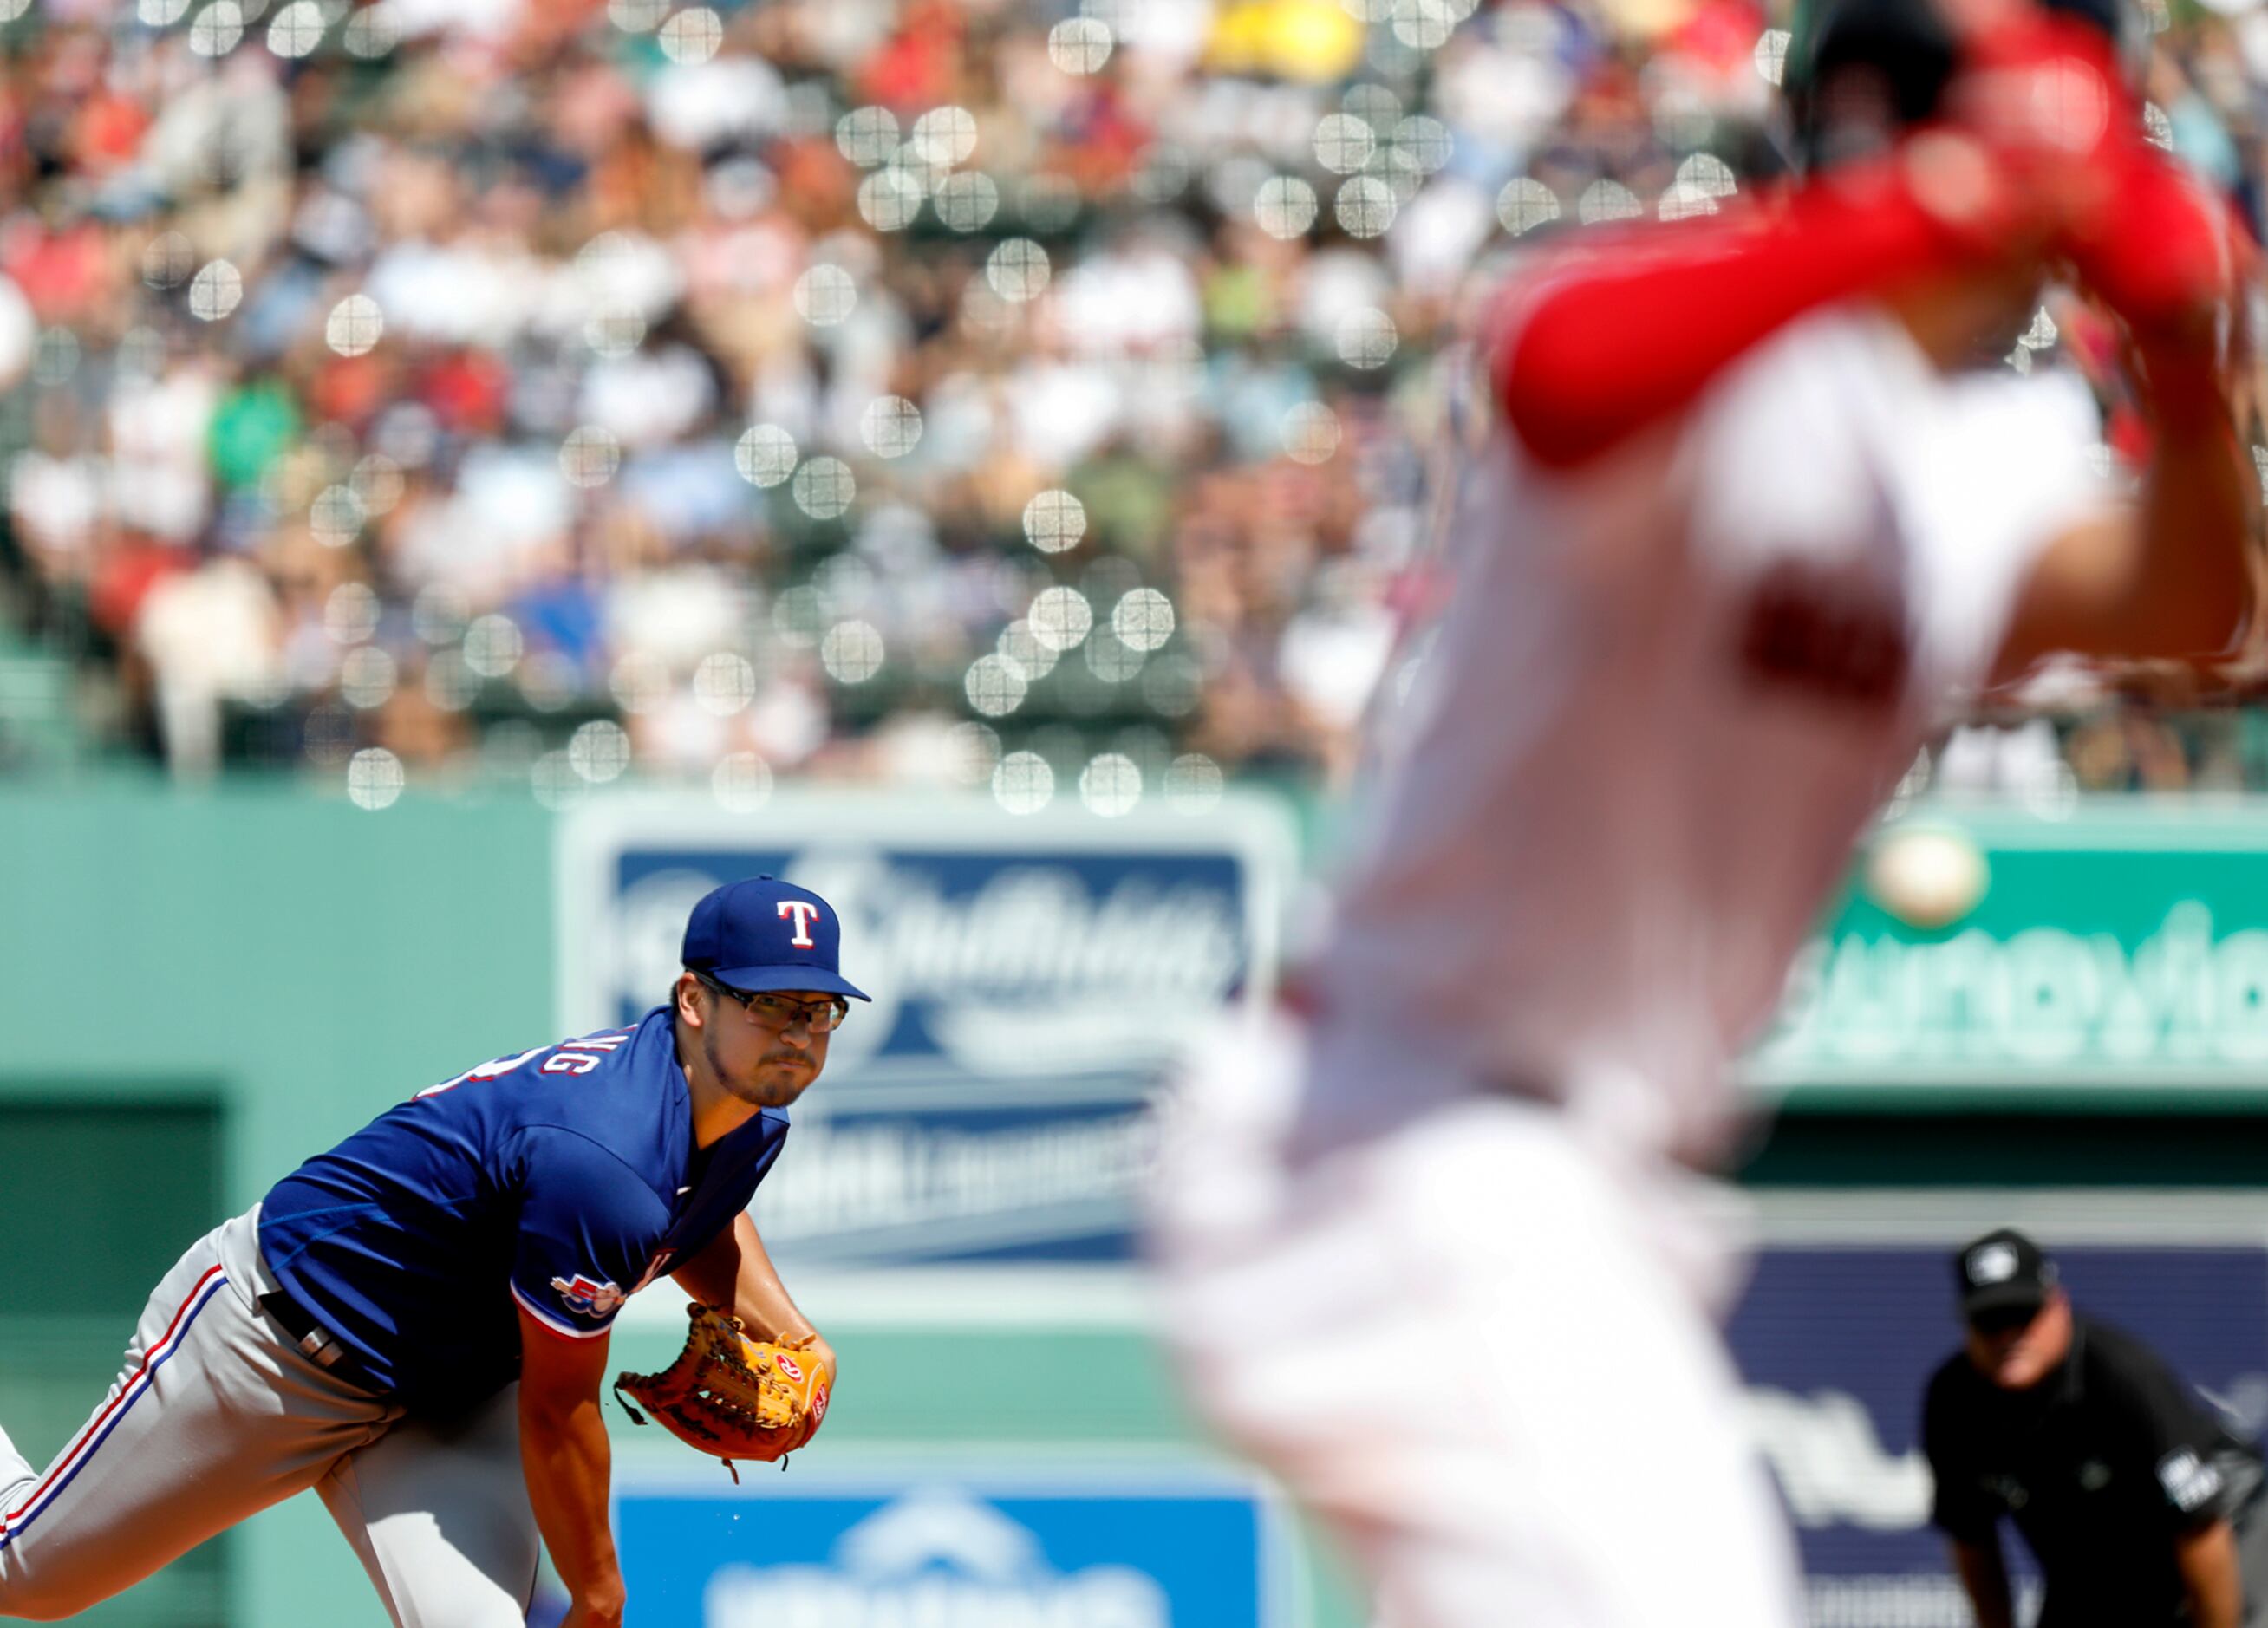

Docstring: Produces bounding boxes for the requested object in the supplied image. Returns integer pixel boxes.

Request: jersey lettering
[542,1052,601,1076]
[777,900,821,947]
[416,1046,547,1100]
[1736,563,1910,711]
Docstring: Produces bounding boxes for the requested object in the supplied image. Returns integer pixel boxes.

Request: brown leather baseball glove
[612,1302,832,1480]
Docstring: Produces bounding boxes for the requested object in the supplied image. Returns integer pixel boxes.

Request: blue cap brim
[708,966,871,1002]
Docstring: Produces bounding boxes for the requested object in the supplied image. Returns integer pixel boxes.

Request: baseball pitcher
[0,875,861,1628]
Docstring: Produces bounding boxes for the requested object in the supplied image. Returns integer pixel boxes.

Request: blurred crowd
[0,0,2265,811]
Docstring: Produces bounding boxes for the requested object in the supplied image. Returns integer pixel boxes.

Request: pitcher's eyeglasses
[695,974,849,1033]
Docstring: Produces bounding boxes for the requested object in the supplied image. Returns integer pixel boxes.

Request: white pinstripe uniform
[1152,310,2107,1627]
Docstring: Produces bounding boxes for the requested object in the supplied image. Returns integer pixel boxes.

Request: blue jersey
[257,1006,788,1409]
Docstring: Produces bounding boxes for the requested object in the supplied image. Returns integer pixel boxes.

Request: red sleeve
[1492,158,1994,471]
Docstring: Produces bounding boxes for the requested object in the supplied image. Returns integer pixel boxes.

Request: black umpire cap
[1954,1228,2061,1320]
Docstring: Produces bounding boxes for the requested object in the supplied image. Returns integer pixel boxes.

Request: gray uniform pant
[0,1208,541,1625]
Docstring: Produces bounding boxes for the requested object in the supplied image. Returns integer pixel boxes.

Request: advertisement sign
[1750,806,2268,1098]
[1730,1225,2268,1625]
[556,793,1297,1271]
[615,1469,1287,1628]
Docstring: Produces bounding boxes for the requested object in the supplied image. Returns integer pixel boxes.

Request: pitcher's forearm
[519,1392,623,1622]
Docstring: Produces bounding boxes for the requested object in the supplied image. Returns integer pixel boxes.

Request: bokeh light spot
[1497,177,1560,236]
[821,620,886,684]
[986,238,1052,303]
[463,615,525,679]
[791,456,856,519]
[343,2,400,54]
[1048,16,1114,73]
[1392,114,1452,173]
[794,264,858,327]
[1336,307,1397,369]
[1255,177,1319,240]
[735,425,798,488]
[858,168,925,231]
[860,395,924,459]
[935,172,1000,231]
[143,232,194,288]
[1163,752,1224,812]
[348,748,404,811]
[267,0,323,57]
[191,1,244,56]
[1023,489,1087,553]
[310,485,366,548]
[341,646,398,711]
[1079,752,1142,816]
[714,753,774,812]
[1029,585,1094,652]
[659,6,721,63]
[965,654,1029,718]
[837,107,901,167]
[189,260,243,321]
[1112,587,1176,652]
[325,582,380,646]
[910,106,980,167]
[570,720,633,783]
[325,294,384,356]
[694,652,757,714]
[1577,179,1643,225]
[994,750,1054,813]
[1335,177,1397,238]
[1284,400,1341,465]
[1754,28,1789,85]
[1313,114,1376,175]
[559,425,622,489]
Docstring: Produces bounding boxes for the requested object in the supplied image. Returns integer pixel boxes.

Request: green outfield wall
[4,783,2268,1627]
[0,783,556,1628]
[0,782,1352,1628]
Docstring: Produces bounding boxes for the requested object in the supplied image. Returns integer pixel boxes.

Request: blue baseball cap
[681,876,870,1003]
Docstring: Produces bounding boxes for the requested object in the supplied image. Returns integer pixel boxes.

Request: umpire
[1922,1228,2268,1628]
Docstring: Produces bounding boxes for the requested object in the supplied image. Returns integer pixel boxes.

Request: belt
[257,1287,381,1393]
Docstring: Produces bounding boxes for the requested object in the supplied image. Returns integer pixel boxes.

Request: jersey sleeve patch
[508,1126,667,1340]
[511,1279,616,1340]
[2157,1448,2224,1514]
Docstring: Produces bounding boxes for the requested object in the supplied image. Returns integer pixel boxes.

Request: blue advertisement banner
[614,1474,1282,1628]
[1730,1243,2268,1625]
[556,795,1297,1270]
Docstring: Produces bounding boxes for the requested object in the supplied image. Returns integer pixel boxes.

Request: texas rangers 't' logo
[777,899,821,947]
[551,1273,627,1318]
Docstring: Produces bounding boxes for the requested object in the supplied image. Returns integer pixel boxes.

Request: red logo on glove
[776,1351,805,1382]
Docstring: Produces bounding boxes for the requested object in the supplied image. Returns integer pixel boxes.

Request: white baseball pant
[1149,1007,1806,1628]
[0,1207,543,1626]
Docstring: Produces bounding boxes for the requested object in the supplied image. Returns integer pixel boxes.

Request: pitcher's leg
[0,1212,394,1621]
[319,1382,540,1628]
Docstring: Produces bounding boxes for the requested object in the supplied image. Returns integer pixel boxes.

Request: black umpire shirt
[1923,1313,2265,1627]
